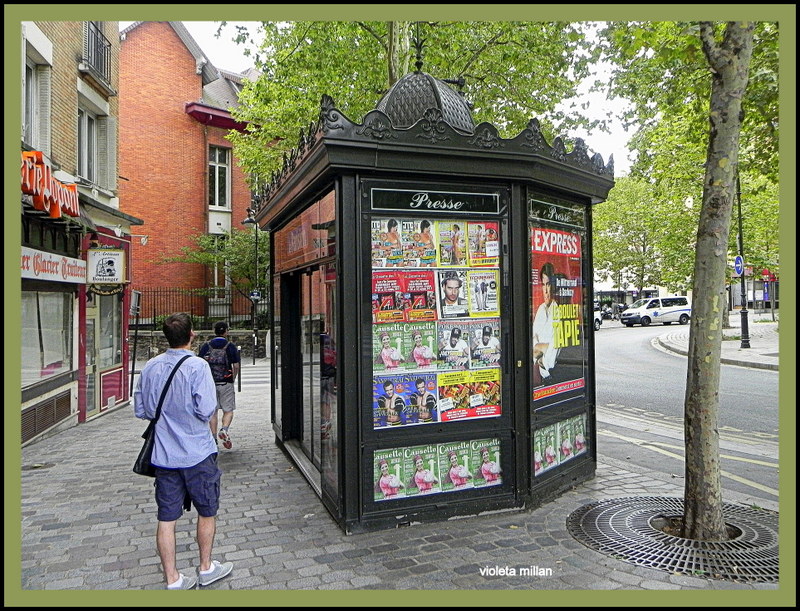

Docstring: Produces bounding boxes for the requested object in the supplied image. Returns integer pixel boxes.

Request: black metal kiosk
[254,69,614,533]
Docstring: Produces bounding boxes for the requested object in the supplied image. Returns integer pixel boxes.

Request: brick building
[20,21,143,443]
[118,21,258,328]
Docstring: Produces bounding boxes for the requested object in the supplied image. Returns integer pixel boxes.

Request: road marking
[598,429,779,498]
[646,441,778,468]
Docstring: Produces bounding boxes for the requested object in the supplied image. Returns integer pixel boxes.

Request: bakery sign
[86,248,126,284]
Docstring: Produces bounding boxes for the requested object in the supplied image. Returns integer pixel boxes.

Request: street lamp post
[242,208,259,364]
[736,174,750,349]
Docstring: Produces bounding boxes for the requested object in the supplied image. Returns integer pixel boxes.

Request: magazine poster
[403,373,439,424]
[530,225,586,403]
[403,443,441,497]
[557,417,576,465]
[372,374,411,429]
[372,270,405,324]
[468,318,502,369]
[572,412,588,457]
[468,368,502,418]
[436,269,470,319]
[436,221,467,266]
[533,424,559,477]
[467,221,500,267]
[373,447,406,501]
[402,270,437,322]
[437,320,471,370]
[402,218,437,268]
[439,440,475,492]
[371,217,404,268]
[404,321,438,371]
[467,269,500,317]
[471,438,502,488]
[436,370,472,421]
[372,321,406,373]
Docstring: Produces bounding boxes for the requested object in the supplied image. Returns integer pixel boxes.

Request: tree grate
[566,496,779,583]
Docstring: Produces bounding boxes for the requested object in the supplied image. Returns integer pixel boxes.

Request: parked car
[593,308,603,331]
[620,296,691,327]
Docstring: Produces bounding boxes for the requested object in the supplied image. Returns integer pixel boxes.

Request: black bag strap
[151,355,192,423]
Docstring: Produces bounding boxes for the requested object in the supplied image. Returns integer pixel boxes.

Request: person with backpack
[198,321,240,450]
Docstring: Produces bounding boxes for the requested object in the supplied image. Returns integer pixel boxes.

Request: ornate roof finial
[412,21,425,73]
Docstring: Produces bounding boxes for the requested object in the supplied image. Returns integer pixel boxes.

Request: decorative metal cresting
[567,497,779,583]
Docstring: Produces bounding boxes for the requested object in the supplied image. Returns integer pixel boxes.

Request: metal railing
[129,287,269,331]
[83,22,112,84]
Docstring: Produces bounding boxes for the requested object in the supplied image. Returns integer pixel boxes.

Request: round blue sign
[734,255,744,276]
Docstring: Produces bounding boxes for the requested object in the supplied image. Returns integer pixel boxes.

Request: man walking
[199,321,240,450]
[134,312,233,590]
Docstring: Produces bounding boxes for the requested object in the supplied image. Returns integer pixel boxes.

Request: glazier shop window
[21,291,74,387]
[208,146,230,208]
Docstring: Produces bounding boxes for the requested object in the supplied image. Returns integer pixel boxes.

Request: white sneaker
[198,560,233,586]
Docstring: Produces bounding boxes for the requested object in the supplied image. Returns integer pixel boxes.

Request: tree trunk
[387,21,411,87]
[683,21,754,540]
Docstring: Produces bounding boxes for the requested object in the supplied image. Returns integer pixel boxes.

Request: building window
[98,293,122,369]
[22,22,52,152]
[21,291,74,388]
[209,146,230,208]
[78,107,97,183]
[209,235,230,300]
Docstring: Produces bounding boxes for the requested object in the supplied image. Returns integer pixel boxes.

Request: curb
[656,337,780,371]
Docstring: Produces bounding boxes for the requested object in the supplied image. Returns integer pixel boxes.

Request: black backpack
[203,340,232,383]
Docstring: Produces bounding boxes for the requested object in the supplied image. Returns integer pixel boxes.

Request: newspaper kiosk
[255,69,614,533]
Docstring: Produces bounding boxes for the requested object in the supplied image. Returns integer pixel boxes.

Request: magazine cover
[403,443,441,497]
[373,448,406,501]
[557,417,576,465]
[402,270,437,322]
[572,412,588,456]
[372,374,411,429]
[436,370,472,421]
[467,269,500,317]
[437,320,471,370]
[533,424,559,476]
[468,368,502,418]
[439,440,475,492]
[402,218,437,268]
[530,225,586,402]
[436,221,467,266]
[468,318,502,369]
[372,321,406,373]
[371,270,405,324]
[371,217,404,268]
[467,221,500,267]
[471,438,502,487]
[436,269,470,319]
[403,373,439,423]
[404,321,438,371]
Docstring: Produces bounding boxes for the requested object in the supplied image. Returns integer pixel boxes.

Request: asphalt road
[594,323,779,508]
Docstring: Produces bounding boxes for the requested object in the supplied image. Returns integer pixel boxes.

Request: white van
[620,296,691,327]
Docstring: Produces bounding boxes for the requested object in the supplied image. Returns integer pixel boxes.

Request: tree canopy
[224,20,604,180]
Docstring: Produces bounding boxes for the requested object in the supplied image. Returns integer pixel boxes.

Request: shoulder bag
[133,355,192,477]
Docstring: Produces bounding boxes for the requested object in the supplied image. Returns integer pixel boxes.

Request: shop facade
[254,72,614,533]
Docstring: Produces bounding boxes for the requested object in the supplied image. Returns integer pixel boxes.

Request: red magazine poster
[402,270,437,322]
[372,270,405,324]
[530,226,586,402]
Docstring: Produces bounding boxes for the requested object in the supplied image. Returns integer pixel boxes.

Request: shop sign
[21,246,86,284]
[20,151,80,219]
[87,248,126,284]
[371,188,500,214]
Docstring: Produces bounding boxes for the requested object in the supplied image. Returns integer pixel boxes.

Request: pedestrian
[199,321,240,450]
[133,312,233,590]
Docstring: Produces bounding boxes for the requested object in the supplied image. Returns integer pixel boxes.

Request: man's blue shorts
[154,453,221,521]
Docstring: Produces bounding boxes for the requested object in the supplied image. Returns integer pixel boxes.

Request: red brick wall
[119,21,251,294]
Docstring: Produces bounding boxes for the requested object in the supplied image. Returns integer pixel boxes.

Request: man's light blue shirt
[134,348,218,468]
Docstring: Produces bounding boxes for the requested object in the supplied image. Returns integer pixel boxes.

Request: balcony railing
[80,22,115,95]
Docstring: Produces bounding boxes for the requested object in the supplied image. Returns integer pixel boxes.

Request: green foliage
[224,20,599,180]
[162,227,270,300]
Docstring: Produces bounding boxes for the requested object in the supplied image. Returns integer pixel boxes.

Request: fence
[129,287,269,331]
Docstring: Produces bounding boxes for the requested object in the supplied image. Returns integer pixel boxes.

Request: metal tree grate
[566,496,779,583]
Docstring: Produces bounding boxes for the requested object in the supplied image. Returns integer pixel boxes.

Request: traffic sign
[733,255,744,276]
[250,290,261,301]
